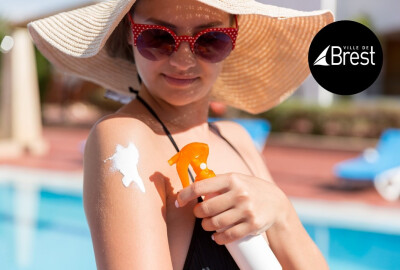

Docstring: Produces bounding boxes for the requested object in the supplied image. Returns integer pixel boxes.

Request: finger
[212,222,250,245]
[193,190,235,218]
[177,176,229,207]
[201,208,243,232]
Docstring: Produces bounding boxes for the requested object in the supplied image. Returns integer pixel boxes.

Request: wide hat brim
[28,0,334,114]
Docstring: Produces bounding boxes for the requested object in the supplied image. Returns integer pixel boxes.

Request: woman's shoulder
[84,111,161,164]
[91,112,155,137]
[86,112,158,150]
[84,113,167,184]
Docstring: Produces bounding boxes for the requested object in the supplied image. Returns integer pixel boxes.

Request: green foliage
[353,13,374,30]
[35,47,51,103]
[0,18,11,86]
[239,99,400,139]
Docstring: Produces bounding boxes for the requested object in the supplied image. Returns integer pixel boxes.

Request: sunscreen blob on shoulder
[104,142,145,193]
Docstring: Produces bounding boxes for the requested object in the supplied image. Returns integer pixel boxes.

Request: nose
[168,41,196,70]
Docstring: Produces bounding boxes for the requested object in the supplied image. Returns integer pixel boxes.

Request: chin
[164,96,200,107]
[163,91,208,107]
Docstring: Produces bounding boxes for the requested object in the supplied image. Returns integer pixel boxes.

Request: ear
[126,15,134,46]
[127,32,134,46]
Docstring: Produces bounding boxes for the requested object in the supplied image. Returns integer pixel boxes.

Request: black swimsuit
[135,93,255,270]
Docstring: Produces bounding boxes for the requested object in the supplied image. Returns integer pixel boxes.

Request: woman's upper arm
[83,117,172,270]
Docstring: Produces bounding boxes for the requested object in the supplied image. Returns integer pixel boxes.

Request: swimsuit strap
[131,88,196,186]
[134,92,180,152]
[207,122,256,176]
[130,88,242,269]
[131,87,256,186]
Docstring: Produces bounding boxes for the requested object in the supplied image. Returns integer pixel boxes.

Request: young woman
[28,0,333,269]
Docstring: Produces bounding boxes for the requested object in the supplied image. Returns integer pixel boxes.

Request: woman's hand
[175,173,290,245]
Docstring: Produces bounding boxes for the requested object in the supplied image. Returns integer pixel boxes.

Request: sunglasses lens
[137,29,175,61]
[194,31,233,63]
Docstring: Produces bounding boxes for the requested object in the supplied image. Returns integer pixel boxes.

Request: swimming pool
[1,167,399,270]
[294,198,400,270]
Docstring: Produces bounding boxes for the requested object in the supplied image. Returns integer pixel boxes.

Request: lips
[163,74,198,86]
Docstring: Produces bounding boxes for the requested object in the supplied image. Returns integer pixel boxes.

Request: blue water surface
[304,224,400,270]
[0,183,96,270]
[1,183,399,270]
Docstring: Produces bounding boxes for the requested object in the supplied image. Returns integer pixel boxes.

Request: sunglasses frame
[127,13,239,60]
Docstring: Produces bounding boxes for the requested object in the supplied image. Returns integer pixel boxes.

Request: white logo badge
[313,45,330,66]
[314,45,376,66]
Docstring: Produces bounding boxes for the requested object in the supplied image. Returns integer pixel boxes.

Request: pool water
[304,224,400,270]
[0,183,96,270]
[1,183,399,270]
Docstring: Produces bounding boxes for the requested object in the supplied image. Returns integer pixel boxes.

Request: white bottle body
[225,234,282,270]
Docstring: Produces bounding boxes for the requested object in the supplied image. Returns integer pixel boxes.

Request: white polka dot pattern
[128,13,238,60]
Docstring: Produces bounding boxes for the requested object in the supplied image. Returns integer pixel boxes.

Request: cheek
[133,48,146,76]
[204,62,224,84]
[133,49,161,82]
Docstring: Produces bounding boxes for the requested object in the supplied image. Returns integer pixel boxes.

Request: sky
[0,0,96,24]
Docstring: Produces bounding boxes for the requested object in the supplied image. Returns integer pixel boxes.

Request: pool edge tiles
[290,197,400,235]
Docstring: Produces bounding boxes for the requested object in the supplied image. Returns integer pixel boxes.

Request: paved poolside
[1,126,399,208]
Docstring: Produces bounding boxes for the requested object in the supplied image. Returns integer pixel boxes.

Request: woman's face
[129,0,232,107]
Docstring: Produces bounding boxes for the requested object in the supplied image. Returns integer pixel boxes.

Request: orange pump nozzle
[168,142,216,188]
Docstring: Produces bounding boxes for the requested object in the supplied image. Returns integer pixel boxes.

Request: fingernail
[175,200,180,208]
[211,234,215,241]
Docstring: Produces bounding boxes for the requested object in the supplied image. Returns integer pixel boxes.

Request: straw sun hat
[28,0,333,114]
